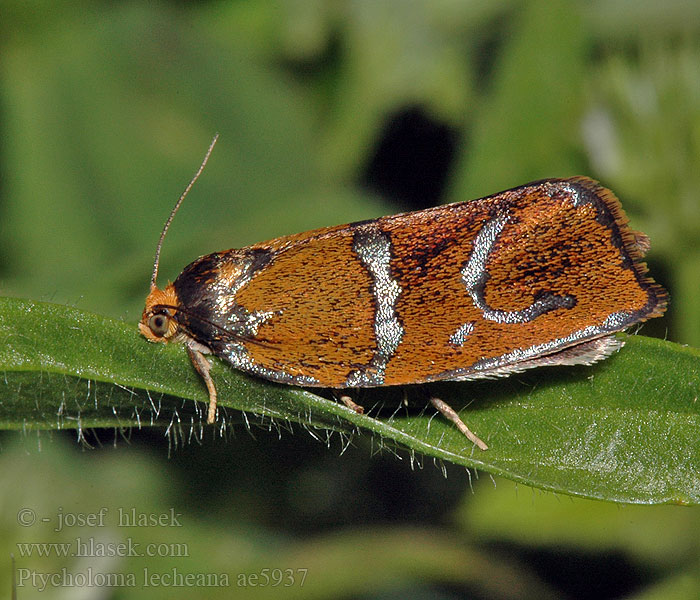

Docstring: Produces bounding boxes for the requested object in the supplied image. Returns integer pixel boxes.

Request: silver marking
[449,321,474,346]
[462,215,510,297]
[557,179,590,207]
[241,309,276,336]
[461,213,575,324]
[345,369,374,387]
[470,325,609,374]
[191,250,317,385]
[603,311,631,329]
[430,182,641,383]
[203,251,279,340]
[435,309,635,382]
[346,224,404,386]
[222,343,319,386]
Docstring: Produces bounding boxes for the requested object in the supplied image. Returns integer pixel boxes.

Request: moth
[140,136,667,450]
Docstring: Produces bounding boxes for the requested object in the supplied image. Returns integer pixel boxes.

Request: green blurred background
[1,0,698,598]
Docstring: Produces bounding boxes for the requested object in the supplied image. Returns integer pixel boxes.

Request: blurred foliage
[1,0,699,598]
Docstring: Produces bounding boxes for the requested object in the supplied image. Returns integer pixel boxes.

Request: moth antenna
[150,133,220,290]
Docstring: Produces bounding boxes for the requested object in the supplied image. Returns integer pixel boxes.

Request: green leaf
[1,296,698,504]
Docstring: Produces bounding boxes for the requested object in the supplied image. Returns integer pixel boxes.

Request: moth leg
[339,395,364,414]
[430,397,488,451]
[186,345,218,424]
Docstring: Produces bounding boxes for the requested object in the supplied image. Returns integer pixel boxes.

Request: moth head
[140,284,181,343]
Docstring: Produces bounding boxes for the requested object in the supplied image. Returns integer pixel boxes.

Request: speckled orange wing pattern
[161,177,665,388]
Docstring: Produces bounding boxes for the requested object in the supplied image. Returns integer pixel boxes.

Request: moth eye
[148,312,170,337]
